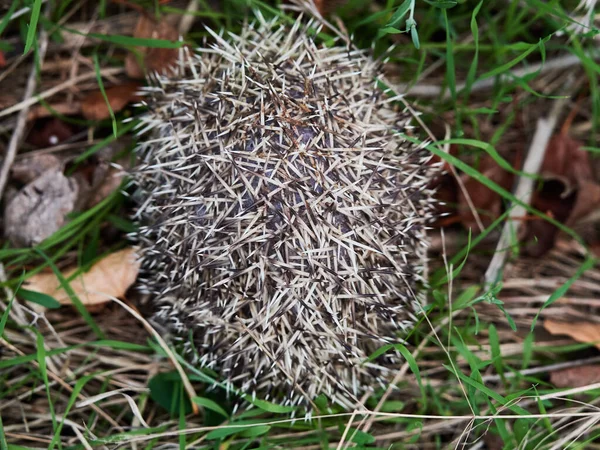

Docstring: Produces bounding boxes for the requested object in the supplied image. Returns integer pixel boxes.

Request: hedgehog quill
[132,15,436,410]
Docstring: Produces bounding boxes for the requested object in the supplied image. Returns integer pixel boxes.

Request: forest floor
[1,0,600,448]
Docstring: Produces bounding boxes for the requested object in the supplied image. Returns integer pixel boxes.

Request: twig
[94,292,200,415]
[0,26,50,200]
[401,53,597,98]
[484,87,573,286]
[0,67,123,120]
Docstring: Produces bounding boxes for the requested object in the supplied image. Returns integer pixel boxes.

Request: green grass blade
[16,288,61,309]
[34,249,105,339]
[36,331,58,434]
[93,52,117,137]
[0,413,7,450]
[531,256,596,330]
[0,1,20,37]
[23,0,43,54]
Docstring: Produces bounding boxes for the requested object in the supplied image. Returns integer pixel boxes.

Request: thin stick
[0,27,50,200]
[484,89,572,286]
[402,53,597,98]
[92,291,200,415]
[0,67,123,120]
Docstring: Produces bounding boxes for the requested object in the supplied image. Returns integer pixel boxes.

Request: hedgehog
[131,14,436,410]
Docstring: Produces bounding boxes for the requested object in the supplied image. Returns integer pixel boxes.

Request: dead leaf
[27,102,82,121]
[87,166,125,207]
[4,169,78,247]
[542,133,592,188]
[544,319,600,350]
[27,118,73,148]
[524,179,578,257]
[458,156,514,230]
[312,0,347,14]
[11,154,61,184]
[522,132,599,256]
[81,82,141,121]
[0,50,6,68]
[125,15,179,79]
[23,248,140,308]
[550,365,600,388]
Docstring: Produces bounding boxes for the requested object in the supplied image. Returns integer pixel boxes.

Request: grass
[1,0,600,448]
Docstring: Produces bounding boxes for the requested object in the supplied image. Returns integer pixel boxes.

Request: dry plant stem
[93,292,200,415]
[0,337,122,430]
[0,8,65,377]
[404,53,598,98]
[482,355,600,383]
[0,67,123,119]
[538,382,600,401]
[484,91,572,286]
[178,0,199,35]
[360,307,466,434]
[104,411,600,444]
[0,28,50,200]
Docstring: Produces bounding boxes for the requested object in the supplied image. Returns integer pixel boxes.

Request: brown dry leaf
[522,134,599,256]
[550,364,600,388]
[11,154,61,184]
[27,118,73,148]
[0,50,6,68]
[4,169,78,247]
[23,248,140,308]
[567,181,600,226]
[542,133,592,187]
[81,82,141,121]
[458,156,514,230]
[125,15,179,79]
[525,179,578,256]
[544,319,600,350]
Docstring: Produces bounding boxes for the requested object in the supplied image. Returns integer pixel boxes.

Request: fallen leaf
[524,179,578,257]
[27,118,73,148]
[4,169,78,247]
[11,154,61,184]
[125,15,179,79]
[72,161,126,209]
[541,133,592,188]
[23,248,140,308]
[87,166,125,207]
[522,133,599,256]
[81,82,141,121]
[544,319,600,350]
[27,102,82,121]
[0,50,6,68]
[458,156,514,230]
[311,0,348,14]
[550,365,600,388]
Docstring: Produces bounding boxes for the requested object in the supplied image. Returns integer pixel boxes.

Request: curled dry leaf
[544,319,600,350]
[27,118,73,148]
[458,156,514,230]
[523,134,600,255]
[11,154,61,184]
[550,364,600,388]
[312,0,347,14]
[81,82,141,121]
[23,248,140,308]
[525,179,578,257]
[4,169,78,247]
[125,14,179,79]
[541,133,592,187]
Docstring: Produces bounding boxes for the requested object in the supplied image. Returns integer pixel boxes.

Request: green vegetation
[1,0,599,448]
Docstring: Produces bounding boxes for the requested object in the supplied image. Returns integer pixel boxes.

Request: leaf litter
[23,247,140,309]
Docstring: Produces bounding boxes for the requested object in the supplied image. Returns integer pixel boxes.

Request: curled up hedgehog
[131,14,437,410]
